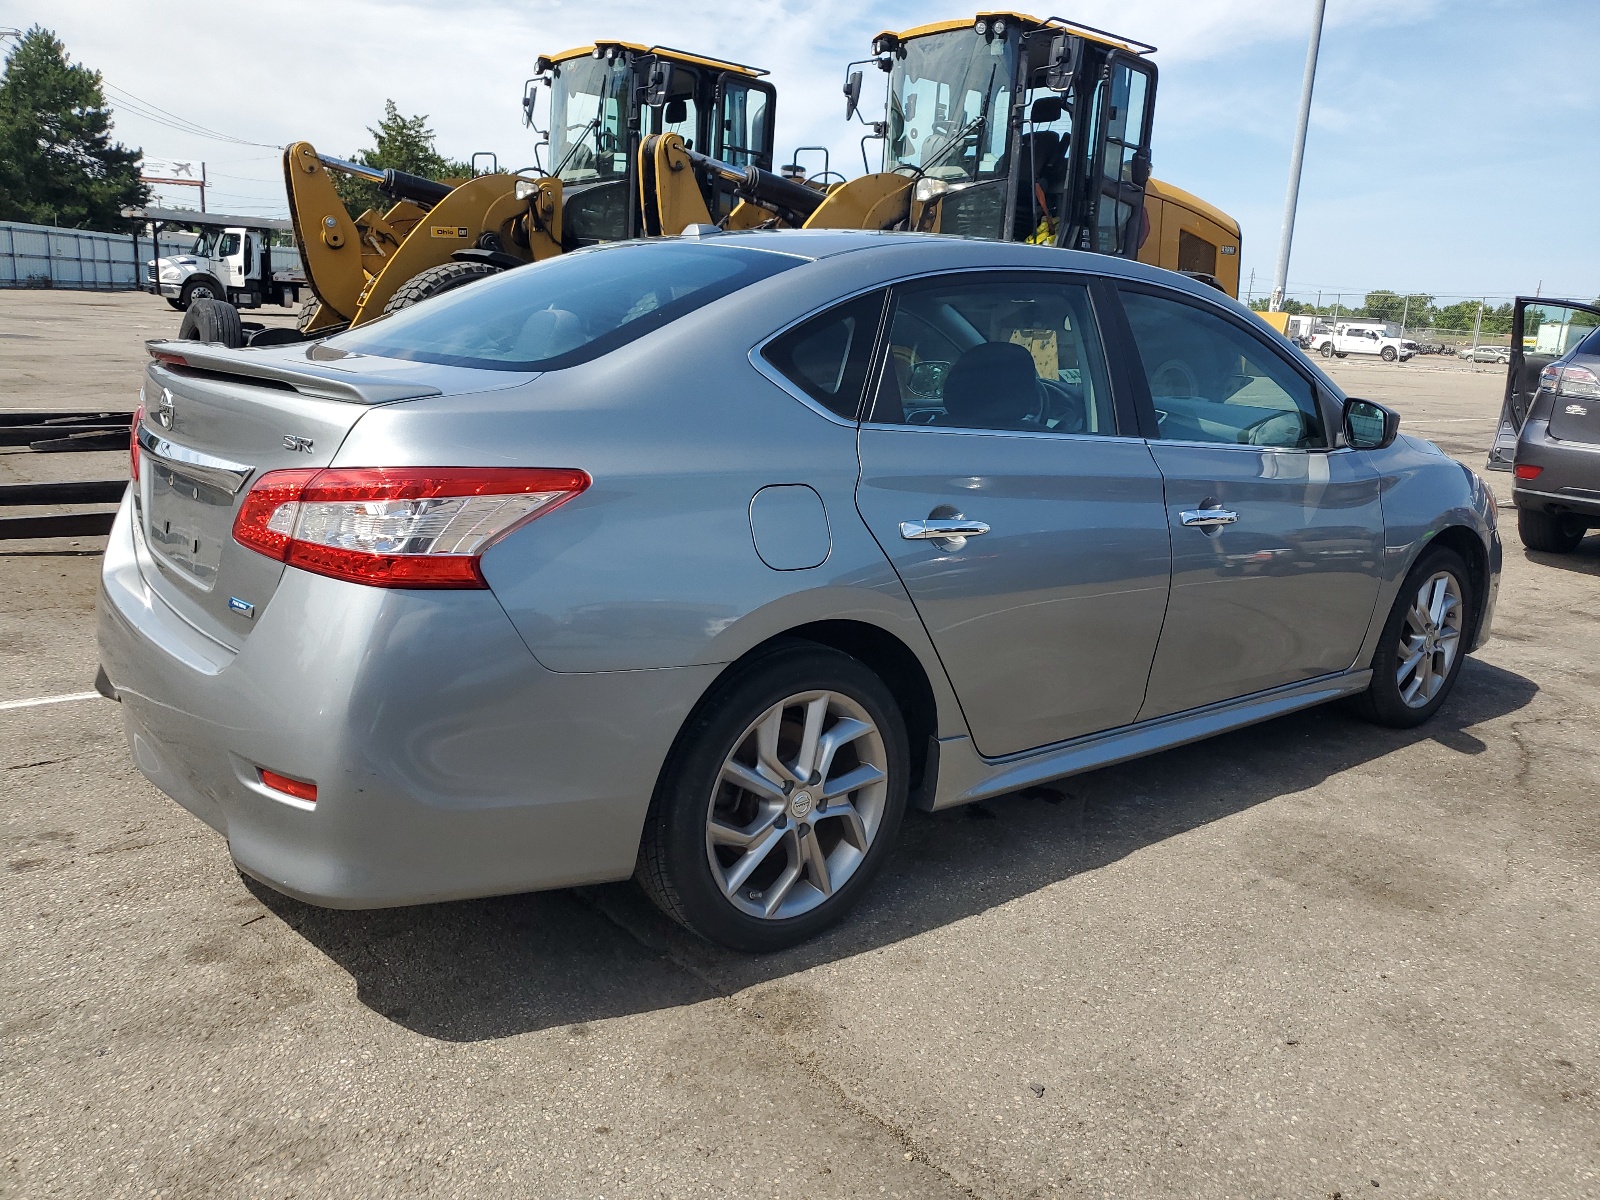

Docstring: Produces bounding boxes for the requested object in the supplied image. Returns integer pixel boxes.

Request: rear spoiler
[146,341,443,405]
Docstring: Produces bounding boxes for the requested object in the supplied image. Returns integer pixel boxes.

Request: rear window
[324,242,803,371]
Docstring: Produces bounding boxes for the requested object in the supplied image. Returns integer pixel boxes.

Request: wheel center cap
[789,790,815,819]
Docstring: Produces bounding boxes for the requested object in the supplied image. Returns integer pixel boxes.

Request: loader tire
[178,297,244,348]
[382,261,503,315]
[296,298,321,332]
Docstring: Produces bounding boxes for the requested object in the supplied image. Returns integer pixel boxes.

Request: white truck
[124,207,306,312]
[1308,321,1416,363]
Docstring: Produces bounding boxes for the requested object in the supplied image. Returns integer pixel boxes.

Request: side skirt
[924,669,1373,811]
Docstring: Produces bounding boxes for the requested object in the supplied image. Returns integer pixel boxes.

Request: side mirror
[521,80,538,129]
[1029,96,1063,124]
[904,92,918,122]
[1344,398,1400,450]
[1130,148,1152,187]
[1045,33,1081,92]
[645,60,673,108]
[844,70,863,121]
[664,98,688,125]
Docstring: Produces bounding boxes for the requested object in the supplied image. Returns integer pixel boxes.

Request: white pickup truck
[1308,322,1416,363]
[145,227,305,312]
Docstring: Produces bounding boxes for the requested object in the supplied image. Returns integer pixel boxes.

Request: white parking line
[0,691,104,712]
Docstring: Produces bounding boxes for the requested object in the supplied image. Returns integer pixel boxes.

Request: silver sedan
[98,231,1502,950]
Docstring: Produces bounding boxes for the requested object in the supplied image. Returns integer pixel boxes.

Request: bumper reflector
[1513,464,1543,480]
[260,769,318,803]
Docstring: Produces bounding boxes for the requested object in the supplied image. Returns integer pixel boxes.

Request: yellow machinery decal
[429,225,469,238]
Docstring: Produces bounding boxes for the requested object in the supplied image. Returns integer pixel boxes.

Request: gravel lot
[2,290,1596,1199]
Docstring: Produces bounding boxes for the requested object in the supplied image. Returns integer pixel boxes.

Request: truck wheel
[382,261,503,315]
[178,277,222,310]
[165,298,184,311]
[296,298,322,332]
[1335,351,1348,358]
[1381,346,1398,362]
[177,298,244,349]
[1517,508,1587,554]
[1320,343,1334,358]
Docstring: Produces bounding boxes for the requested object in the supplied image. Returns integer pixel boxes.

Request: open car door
[1489,296,1600,470]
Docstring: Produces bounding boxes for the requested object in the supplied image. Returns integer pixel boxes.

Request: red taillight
[259,769,317,803]
[130,403,143,482]
[150,349,189,368]
[1514,464,1543,480]
[232,466,590,589]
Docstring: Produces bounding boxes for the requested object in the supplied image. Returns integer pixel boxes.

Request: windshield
[887,29,1015,182]
[323,242,803,372]
[549,55,634,184]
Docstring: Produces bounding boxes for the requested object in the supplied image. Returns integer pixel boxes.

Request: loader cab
[537,44,775,246]
[873,15,1157,256]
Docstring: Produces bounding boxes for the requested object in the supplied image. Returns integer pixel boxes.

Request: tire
[1350,546,1474,729]
[165,298,184,311]
[296,298,321,332]
[1517,507,1587,554]
[178,276,221,310]
[381,261,503,315]
[1320,343,1334,358]
[177,297,243,348]
[636,641,910,952]
[1335,351,1348,358]
[1381,346,1397,362]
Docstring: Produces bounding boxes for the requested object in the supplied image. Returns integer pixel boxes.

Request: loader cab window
[718,79,773,170]
[887,28,1017,182]
[549,54,633,184]
[1083,58,1154,256]
[643,63,704,150]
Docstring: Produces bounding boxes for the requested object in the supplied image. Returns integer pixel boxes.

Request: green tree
[333,100,470,215]
[0,26,148,229]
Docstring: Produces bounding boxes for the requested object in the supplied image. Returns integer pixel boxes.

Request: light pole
[1270,0,1328,312]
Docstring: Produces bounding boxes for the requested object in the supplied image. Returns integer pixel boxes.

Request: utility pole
[1247,269,1255,305]
[1400,294,1410,335]
[200,162,207,213]
[1471,300,1483,349]
[1270,0,1328,312]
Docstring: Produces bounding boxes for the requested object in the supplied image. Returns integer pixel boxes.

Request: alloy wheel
[1396,570,1463,708]
[705,690,889,921]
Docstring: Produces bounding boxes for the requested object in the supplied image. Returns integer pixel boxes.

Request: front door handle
[1180,508,1238,528]
[900,519,991,541]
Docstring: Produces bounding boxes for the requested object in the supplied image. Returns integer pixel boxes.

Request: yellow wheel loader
[643,14,1242,297]
[281,42,782,336]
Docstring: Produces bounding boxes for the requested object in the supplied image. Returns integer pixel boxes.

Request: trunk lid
[132,341,524,651]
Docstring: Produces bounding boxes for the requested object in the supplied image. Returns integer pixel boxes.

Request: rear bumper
[1512,422,1600,520]
[97,495,717,908]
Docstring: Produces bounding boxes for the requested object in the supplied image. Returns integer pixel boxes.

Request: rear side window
[325,242,802,371]
[761,291,885,420]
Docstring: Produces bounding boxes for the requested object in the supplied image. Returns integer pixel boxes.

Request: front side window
[325,243,801,372]
[869,274,1115,435]
[1120,288,1325,448]
[761,291,885,420]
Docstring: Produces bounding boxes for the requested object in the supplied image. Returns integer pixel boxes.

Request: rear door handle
[900,519,991,540]
[1180,508,1238,528]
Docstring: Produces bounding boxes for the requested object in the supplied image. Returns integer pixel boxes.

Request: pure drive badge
[1565,404,1589,416]
[228,597,255,619]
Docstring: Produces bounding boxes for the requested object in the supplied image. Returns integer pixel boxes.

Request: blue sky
[16,0,1598,304]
